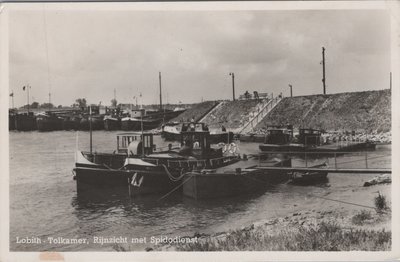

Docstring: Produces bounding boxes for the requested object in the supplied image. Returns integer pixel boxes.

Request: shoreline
[150,182,391,252]
[154,205,391,251]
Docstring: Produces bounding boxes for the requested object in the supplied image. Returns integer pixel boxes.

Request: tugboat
[73,130,239,195]
[258,125,303,152]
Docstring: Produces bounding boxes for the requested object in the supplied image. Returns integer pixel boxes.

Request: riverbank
[155,204,391,251]
[151,182,391,251]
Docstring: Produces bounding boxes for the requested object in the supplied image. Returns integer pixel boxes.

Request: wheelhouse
[117,132,154,155]
[298,128,322,146]
[264,125,293,145]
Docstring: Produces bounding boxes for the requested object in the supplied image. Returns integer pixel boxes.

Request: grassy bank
[173,221,390,251]
[256,89,391,132]
[155,208,391,251]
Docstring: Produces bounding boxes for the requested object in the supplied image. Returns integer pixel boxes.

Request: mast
[27,85,30,113]
[48,92,51,112]
[89,105,93,155]
[159,72,162,110]
[322,47,326,95]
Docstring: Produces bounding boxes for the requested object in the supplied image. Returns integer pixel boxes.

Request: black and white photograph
[1,1,399,261]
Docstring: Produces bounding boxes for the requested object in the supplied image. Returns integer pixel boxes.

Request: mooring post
[128,178,131,197]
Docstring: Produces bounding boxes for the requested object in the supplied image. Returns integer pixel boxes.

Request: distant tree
[75,98,87,108]
[40,103,54,109]
[58,105,62,108]
[31,102,39,109]
[111,98,117,107]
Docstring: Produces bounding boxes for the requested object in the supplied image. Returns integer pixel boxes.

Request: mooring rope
[157,175,194,201]
[161,164,187,182]
[309,195,389,214]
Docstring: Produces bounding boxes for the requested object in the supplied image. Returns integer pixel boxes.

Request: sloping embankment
[201,99,261,130]
[170,101,219,123]
[256,89,391,132]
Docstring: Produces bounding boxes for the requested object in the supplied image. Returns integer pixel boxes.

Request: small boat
[259,126,302,152]
[289,162,328,184]
[162,122,234,144]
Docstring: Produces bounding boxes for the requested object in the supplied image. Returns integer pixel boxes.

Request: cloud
[8,8,391,106]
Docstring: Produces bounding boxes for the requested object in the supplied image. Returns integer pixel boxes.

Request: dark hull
[15,114,37,131]
[104,118,121,131]
[9,115,16,130]
[145,109,186,121]
[37,117,63,131]
[62,118,81,130]
[259,143,305,152]
[183,169,290,199]
[238,134,265,143]
[183,159,291,199]
[75,167,132,186]
[74,166,180,195]
[121,119,163,131]
[259,142,376,153]
[80,117,104,130]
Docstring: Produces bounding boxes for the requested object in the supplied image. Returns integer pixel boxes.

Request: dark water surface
[9,131,391,251]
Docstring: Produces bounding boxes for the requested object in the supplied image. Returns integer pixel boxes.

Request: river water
[9,131,391,251]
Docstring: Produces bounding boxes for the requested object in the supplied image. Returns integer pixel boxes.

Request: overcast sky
[9,8,391,107]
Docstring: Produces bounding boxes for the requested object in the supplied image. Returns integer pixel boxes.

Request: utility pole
[322,47,326,95]
[288,84,293,97]
[48,92,51,111]
[390,72,392,91]
[24,85,31,113]
[159,72,162,110]
[114,88,116,101]
[229,72,235,101]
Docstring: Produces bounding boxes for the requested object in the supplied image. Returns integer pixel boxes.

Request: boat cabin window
[265,128,292,144]
[299,129,322,146]
[117,133,154,154]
